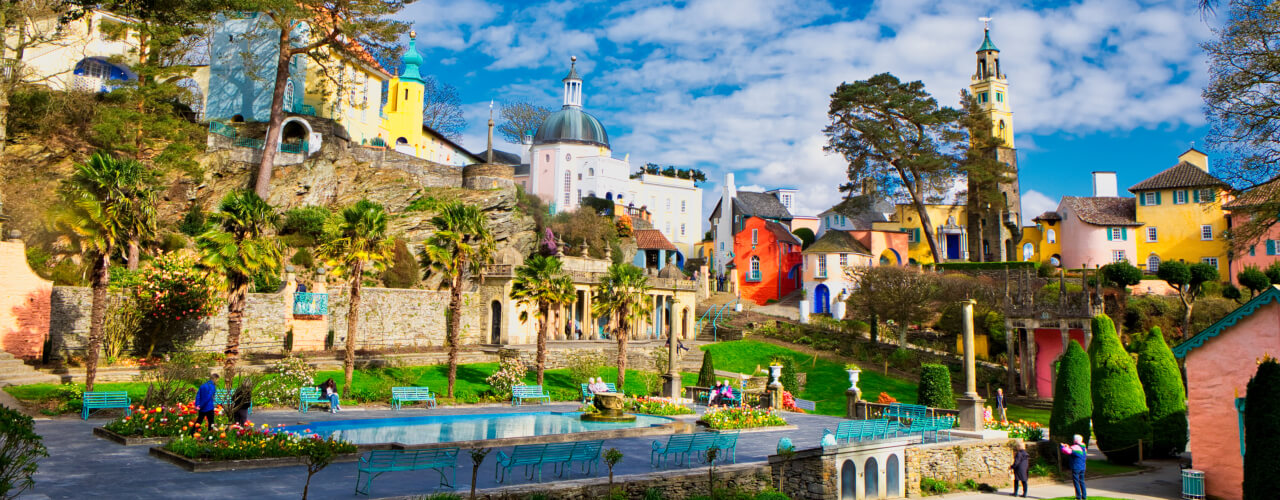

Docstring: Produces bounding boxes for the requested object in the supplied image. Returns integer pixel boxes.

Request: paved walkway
[21,403,844,500]
[955,451,1183,500]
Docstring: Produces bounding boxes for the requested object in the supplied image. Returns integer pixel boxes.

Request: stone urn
[846,369,861,393]
[768,365,783,387]
[581,392,636,422]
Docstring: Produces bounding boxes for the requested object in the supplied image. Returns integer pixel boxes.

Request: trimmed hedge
[1135,327,1187,457]
[917,364,956,409]
[1245,358,1280,498]
[697,352,716,388]
[1050,340,1092,445]
[931,261,1040,271]
[1088,314,1151,465]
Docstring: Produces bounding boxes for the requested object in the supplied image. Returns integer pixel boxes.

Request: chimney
[724,172,737,201]
[520,130,534,164]
[1179,148,1209,172]
[1092,171,1117,197]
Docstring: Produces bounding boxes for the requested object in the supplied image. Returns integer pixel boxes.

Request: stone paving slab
[21,404,847,500]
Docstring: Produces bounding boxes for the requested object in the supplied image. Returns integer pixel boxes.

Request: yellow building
[872,203,969,264]
[301,40,391,145]
[971,28,1014,148]
[1017,211,1064,266]
[377,31,480,167]
[1128,148,1231,275]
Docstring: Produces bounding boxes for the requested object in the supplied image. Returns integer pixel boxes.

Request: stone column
[664,305,682,398]
[1082,322,1093,349]
[957,299,986,432]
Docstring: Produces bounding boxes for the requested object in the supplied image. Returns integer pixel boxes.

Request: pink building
[1054,172,1142,269]
[1226,178,1280,284]
[1174,285,1280,500]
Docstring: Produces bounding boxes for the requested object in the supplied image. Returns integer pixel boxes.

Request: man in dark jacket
[230,379,253,426]
[194,373,218,432]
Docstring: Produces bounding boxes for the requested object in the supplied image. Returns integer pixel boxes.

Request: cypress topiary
[1088,314,1151,464]
[1050,340,1092,446]
[697,351,716,388]
[1135,327,1187,457]
[1244,357,1280,498]
[917,363,956,409]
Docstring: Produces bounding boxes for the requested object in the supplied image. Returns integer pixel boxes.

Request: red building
[732,216,803,305]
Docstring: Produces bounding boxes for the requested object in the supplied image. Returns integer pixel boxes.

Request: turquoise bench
[906,416,955,443]
[885,403,928,423]
[390,386,437,410]
[298,387,331,413]
[651,433,696,467]
[713,430,740,463]
[214,389,253,415]
[81,391,131,420]
[355,447,458,495]
[511,385,551,406]
[494,440,604,483]
[651,431,739,468]
[580,382,617,403]
[698,388,741,407]
[824,419,897,444]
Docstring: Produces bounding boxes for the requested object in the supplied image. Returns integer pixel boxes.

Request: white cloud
[1020,190,1059,225]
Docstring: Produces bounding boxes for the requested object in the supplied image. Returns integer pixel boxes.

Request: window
[666,199,671,211]
[588,168,594,176]
[1175,190,1188,204]
[680,224,686,236]
[748,257,761,282]
[577,173,582,180]
[577,189,582,200]
[1202,257,1219,269]
[681,200,686,213]
[996,92,1003,103]
[563,172,571,206]
[1148,254,1160,273]
[1110,227,1122,240]
[839,253,848,267]
[1198,188,1215,203]
[817,255,827,278]
[1147,227,1158,242]
[719,242,724,250]
[1046,229,1056,244]
[1201,225,1214,241]
[904,227,916,242]
[751,229,758,245]
[1112,250,1127,263]
[1143,192,1156,206]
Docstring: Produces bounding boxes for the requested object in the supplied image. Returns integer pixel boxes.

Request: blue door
[814,285,830,314]
[945,234,961,260]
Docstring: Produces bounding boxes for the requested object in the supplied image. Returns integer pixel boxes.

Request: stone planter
[798,300,810,324]
[149,446,362,472]
[846,369,861,393]
[93,427,171,446]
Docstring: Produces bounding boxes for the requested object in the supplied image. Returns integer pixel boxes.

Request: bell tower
[966,19,1022,262]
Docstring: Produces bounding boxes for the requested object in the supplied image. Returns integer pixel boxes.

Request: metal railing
[233,136,264,149]
[746,271,762,282]
[209,121,236,138]
[279,140,308,154]
[293,292,328,316]
[297,104,316,116]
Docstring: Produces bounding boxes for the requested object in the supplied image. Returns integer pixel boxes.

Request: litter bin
[1181,469,1205,500]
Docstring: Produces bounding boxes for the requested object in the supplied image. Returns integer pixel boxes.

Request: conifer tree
[1244,357,1280,499]
[1050,340,1092,446]
[1088,314,1150,464]
[1135,327,1187,457]
[697,352,716,388]
[917,364,956,409]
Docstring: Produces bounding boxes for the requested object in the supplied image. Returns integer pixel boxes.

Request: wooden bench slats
[356,448,458,495]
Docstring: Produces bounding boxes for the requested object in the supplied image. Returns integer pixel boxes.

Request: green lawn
[1005,404,1051,425]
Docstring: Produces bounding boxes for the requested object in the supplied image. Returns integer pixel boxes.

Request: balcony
[746,270,762,282]
[1002,211,1019,228]
[293,292,328,316]
[483,264,514,278]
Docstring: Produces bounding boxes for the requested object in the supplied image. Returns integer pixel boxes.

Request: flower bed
[102,403,226,438]
[780,391,805,413]
[163,423,356,461]
[579,396,695,416]
[700,406,788,430]
[985,417,1045,441]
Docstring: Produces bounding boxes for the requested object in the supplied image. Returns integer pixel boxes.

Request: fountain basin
[581,392,636,422]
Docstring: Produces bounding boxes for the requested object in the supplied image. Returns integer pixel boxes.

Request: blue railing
[712,298,738,341]
[297,104,316,116]
[293,293,328,316]
[279,140,308,154]
[746,271,762,282]
[233,136,264,149]
[209,121,236,138]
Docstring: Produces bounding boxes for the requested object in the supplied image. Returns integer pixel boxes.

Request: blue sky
[400,0,1216,227]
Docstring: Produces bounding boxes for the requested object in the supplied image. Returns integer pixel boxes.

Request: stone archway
[490,300,502,344]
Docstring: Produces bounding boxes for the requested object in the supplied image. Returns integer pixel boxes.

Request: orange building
[733,216,803,305]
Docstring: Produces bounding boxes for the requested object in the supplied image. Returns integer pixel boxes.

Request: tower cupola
[399,30,425,84]
[562,56,582,108]
[974,27,1003,81]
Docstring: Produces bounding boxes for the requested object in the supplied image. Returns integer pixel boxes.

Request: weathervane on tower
[979,16,992,31]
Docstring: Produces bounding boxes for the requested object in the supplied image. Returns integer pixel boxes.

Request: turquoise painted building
[204,12,307,122]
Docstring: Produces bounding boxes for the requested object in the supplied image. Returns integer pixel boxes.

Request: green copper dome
[533,107,609,148]
[977,29,999,52]
[400,31,424,83]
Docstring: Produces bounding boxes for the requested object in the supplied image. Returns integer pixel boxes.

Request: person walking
[230,379,253,426]
[1009,440,1029,497]
[1061,434,1088,500]
[319,378,341,413]
[996,387,1007,422]
[194,373,219,432]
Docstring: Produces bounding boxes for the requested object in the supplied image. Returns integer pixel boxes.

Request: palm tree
[510,255,575,384]
[421,202,495,397]
[51,153,157,391]
[592,264,652,390]
[318,199,394,398]
[196,190,281,381]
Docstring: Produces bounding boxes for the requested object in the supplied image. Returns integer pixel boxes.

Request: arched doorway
[490,301,502,344]
[1022,242,1034,261]
[886,454,901,497]
[840,460,856,500]
[1050,254,1062,267]
[814,284,830,314]
[879,249,901,266]
[606,192,613,201]
[682,307,690,340]
[864,457,880,498]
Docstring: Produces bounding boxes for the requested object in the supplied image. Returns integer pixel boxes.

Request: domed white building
[517,57,703,258]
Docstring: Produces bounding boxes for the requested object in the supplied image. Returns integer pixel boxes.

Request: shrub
[1049,340,1092,446]
[778,357,801,394]
[888,348,913,369]
[916,364,955,409]
[1088,314,1150,464]
[920,477,951,495]
[256,355,316,406]
[0,405,48,497]
[565,350,608,384]
[178,203,208,237]
[381,239,419,289]
[133,252,223,356]
[697,351,716,387]
[484,355,527,399]
[1223,283,1243,302]
[1266,261,1280,287]
[629,397,695,416]
[1244,357,1280,498]
[1135,327,1187,458]
[254,270,283,293]
[1238,266,1271,297]
[290,248,315,269]
[279,206,331,239]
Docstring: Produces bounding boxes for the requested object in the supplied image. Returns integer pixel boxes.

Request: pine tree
[1135,327,1187,457]
[917,364,956,409]
[697,352,716,388]
[1244,357,1280,499]
[1050,340,1092,446]
[1088,314,1151,464]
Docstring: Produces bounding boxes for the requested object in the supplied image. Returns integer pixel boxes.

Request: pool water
[277,412,673,446]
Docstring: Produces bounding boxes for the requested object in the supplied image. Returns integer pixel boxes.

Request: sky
[399,0,1218,229]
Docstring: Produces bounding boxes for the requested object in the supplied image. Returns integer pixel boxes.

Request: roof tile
[634,229,677,251]
[1129,162,1228,192]
[1061,196,1142,227]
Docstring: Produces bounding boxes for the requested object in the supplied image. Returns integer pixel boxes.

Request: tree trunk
[224,279,249,382]
[255,28,293,198]
[897,323,908,347]
[127,240,140,271]
[85,253,110,391]
[1180,295,1195,339]
[446,266,464,397]
[616,309,629,389]
[536,303,548,385]
[911,195,944,263]
[344,260,364,398]
[0,86,9,155]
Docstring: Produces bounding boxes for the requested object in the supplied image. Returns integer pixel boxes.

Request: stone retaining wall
[903,438,1017,496]
[465,463,772,500]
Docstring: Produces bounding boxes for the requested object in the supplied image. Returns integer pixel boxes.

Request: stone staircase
[0,352,61,387]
